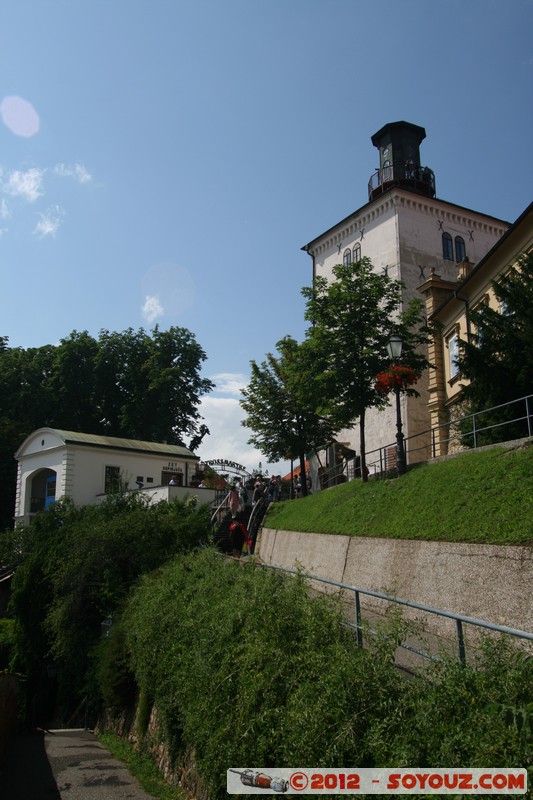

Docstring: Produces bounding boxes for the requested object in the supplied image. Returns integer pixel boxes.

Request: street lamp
[386,335,406,475]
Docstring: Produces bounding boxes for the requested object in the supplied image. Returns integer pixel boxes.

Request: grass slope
[265,443,533,545]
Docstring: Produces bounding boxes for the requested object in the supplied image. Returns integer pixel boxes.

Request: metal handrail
[210,492,231,527]
[317,393,533,487]
[256,562,533,665]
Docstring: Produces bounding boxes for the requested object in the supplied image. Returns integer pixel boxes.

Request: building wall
[15,430,200,523]
[96,484,217,507]
[305,190,508,466]
[423,202,533,455]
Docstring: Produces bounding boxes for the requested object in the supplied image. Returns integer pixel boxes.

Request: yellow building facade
[419,201,533,456]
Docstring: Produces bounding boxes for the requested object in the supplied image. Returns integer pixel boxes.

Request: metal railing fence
[255,562,533,666]
[318,393,533,487]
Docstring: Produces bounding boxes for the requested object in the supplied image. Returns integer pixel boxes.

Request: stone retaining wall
[257,528,533,646]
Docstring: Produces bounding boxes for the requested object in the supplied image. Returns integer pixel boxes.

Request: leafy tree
[456,253,533,443]
[302,258,429,479]
[0,343,57,528]
[241,336,336,495]
[50,331,100,432]
[0,326,213,528]
[5,494,211,725]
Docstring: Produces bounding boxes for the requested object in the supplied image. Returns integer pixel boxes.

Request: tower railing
[368,162,435,200]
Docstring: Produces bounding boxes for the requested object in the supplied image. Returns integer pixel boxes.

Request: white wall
[15,430,200,523]
[307,191,508,463]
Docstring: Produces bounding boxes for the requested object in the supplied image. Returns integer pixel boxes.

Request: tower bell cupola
[368,121,436,201]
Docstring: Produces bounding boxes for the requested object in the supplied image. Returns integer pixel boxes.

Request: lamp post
[386,335,406,475]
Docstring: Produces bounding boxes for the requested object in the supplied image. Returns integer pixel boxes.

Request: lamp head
[386,334,403,360]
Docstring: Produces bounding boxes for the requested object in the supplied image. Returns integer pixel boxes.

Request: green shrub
[7,494,211,723]
[95,621,137,715]
[121,550,532,799]
[0,618,15,670]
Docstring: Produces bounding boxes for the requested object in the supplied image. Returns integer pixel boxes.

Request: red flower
[375,364,418,394]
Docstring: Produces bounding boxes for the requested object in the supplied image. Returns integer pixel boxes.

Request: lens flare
[1,96,40,137]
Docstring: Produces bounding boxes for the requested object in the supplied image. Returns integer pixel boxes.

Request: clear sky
[1,0,532,476]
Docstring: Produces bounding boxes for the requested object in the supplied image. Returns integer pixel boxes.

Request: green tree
[50,331,100,432]
[456,254,533,442]
[0,326,213,527]
[241,336,336,495]
[6,494,211,725]
[0,342,57,528]
[302,258,429,479]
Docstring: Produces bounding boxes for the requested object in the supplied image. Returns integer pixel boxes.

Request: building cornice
[302,189,510,258]
[429,200,533,320]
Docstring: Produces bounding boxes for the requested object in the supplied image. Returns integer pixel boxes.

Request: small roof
[16,427,199,460]
[282,461,309,481]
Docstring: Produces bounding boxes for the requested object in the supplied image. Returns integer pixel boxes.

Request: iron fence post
[527,396,532,438]
[354,590,363,648]
[456,619,466,665]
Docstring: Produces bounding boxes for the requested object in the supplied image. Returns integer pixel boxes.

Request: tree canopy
[241,336,336,493]
[241,259,429,483]
[2,493,211,725]
[302,258,429,476]
[455,252,533,442]
[0,326,213,528]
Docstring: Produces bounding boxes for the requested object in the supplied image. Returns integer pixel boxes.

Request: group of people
[227,478,252,557]
[227,475,273,558]
[226,471,312,557]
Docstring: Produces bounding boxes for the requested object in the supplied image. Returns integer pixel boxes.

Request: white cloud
[196,391,290,477]
[33,205,65,238]
[3,167,44,202]
[0,198,11,219]
[142,294,164,324]
[211,372,248,397]
[196,395,261,470]
[54,162,92,183]
[141,262,195,318]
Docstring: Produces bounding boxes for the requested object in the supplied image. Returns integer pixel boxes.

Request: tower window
[352,243,361,263]
[343,248,351,266]
[442,232,453,261]
[455,236,466,262]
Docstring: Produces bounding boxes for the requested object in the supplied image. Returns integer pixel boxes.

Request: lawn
[264,443,533,545]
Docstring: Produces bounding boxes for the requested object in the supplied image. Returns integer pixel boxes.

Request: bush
[0,619,15,670]
[7,494,211,724]
[122,550,532,799]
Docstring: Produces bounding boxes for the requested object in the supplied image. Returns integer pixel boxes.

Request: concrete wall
[94,484,217,508]
[257,528,533,646]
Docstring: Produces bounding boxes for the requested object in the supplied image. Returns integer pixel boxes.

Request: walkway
[0,728,156,800]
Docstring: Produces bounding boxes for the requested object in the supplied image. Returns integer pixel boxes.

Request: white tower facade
[302,122,509,474]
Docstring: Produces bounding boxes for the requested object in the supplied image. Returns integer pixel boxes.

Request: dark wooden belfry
[368,120,436,201]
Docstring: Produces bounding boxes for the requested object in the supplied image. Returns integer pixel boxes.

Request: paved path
[0,728,157,800]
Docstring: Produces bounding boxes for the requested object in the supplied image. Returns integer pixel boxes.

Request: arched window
[442,232,453,261]
[352,243,361,263]
[343,248,351,266]
[455,236,466,263]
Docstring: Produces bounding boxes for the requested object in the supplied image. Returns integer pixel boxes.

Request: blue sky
[1,0,532,475]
